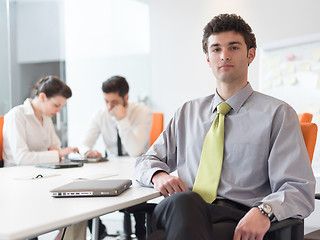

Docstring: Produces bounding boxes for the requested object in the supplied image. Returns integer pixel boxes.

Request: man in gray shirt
[134,14,315,240]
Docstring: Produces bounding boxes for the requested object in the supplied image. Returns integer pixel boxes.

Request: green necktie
[193,102,232,203]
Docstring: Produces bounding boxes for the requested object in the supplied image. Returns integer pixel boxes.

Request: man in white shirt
[82,75,152,240]
[81,75,152,158]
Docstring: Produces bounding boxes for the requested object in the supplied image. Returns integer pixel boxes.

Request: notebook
[35,162,84,169]
[50,179,132,197]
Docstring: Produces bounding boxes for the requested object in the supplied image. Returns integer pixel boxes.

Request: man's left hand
[109,104,127,120]
[233,207,270,240]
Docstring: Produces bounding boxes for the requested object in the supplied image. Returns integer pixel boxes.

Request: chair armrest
[316,193,320,200]
[268,218,303,232]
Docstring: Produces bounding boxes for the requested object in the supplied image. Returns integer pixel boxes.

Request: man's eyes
[211,46,239,52]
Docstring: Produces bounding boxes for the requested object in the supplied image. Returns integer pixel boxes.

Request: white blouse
[3,99,61,166]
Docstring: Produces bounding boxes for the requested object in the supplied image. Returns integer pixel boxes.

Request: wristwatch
[255,203,274,221]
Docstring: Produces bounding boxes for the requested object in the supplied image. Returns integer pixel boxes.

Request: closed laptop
[50,179,132,198]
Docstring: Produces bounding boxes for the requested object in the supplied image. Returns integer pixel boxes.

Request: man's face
[103,92,128,111]
[206,31,255,86]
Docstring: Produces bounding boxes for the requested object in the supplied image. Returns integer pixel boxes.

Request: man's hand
[85,150,102,158]
[109,104,127,120]
[233,207,271,240]
[152,171,189,197]
[49,147,79,161]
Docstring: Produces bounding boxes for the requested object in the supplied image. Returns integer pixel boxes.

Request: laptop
[35,162,84,169]
[66,153,109,163]
[50,179,132,197]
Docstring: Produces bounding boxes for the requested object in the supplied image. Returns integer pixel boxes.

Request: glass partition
[0,0,11,115]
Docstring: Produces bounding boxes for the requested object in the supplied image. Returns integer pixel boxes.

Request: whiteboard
[259,33,320,177]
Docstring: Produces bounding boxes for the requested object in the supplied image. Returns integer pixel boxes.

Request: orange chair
[149,112,164,147]
[0,116,4,167]
[121,112,164,239]
[268,122,318,239]
[298,113,313,123]
[300,123,318,163]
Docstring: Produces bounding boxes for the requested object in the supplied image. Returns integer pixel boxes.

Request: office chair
[149,113,164,147]
[267,122,318,240]
[0,116,4,168]
[121,113,164,240]
[298,113,313,123]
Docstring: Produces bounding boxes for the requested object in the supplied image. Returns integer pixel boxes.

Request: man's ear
[206,53,211,67]
[124,93,129,107]
[247,48,256,66]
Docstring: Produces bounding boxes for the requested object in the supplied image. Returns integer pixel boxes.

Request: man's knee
[156,191,204,212]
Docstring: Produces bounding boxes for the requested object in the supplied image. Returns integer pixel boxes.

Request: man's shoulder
[180,94,214,110]
[129,102,152,114]
[252,91,291,107]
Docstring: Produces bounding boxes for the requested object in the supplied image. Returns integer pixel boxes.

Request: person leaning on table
[3,75,78,166]
[2,75,83,240]
[134,13,315,240]
[80,75,152,240]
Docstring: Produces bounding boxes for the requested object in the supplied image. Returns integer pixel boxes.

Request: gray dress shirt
[135,83,315,221]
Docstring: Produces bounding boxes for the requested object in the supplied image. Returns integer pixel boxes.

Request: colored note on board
[272,77,283,87]
[286,63,296,74]
[300,62,311,72]
[312,48,320,61]
[287,76,298,85]
[317,73,320,89]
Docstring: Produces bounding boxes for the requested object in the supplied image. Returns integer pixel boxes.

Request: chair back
[150,113,164,147]
[0,116,4,166]
[298,113,313,123]
[300,122,317,163]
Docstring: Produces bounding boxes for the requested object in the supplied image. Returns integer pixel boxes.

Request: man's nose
[221,50,231,61]
[107,103,114,110]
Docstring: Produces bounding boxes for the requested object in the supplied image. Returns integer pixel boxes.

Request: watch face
[262,203,272,214]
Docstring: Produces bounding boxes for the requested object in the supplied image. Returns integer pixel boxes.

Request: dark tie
[117,129,123,156]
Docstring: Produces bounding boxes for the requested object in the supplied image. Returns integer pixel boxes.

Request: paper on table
[74,172,118,180]
[15,174,60,180]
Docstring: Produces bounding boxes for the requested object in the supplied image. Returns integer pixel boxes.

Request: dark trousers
[149,191,274,240]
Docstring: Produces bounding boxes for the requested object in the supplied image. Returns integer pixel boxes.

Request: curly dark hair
[202,14,256,54]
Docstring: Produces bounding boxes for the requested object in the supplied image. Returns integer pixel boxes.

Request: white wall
[65,0,151,151]
[149,0,320,125]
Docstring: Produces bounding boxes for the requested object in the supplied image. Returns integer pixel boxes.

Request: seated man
[81,75,152,240]
[134,14,315,240]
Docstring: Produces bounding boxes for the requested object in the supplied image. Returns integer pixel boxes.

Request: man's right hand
[85,150,102,158]
[151,171,189,197]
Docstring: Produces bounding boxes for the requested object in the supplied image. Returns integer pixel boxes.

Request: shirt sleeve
[4,112,59,165]
[134,111,179,186]
[117,106,153,157]
[80,110,102,155]
[261,104,315,220]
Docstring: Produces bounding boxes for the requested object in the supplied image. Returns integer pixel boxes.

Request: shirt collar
[24,98,36,116]
[212,82,253,114]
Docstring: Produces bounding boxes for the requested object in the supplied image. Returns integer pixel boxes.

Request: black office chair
[121,202,157,239]
[304,194,320,240]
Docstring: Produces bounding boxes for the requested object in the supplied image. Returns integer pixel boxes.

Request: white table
[0,157,160,240]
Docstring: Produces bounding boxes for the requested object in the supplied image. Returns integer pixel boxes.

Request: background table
[0,157,160,240]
